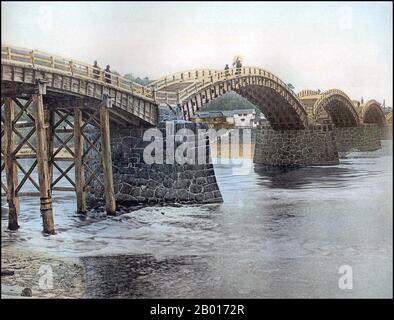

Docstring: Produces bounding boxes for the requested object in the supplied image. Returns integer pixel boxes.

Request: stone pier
[333,124,382,152]
[253,125,339,166]
[87,122,223,208]
[381,125,393,140]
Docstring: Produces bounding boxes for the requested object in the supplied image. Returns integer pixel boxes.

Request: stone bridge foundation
[253,125,339,166]
[381,125,393,140]
[87,122,223,208]
[333,124,382,152]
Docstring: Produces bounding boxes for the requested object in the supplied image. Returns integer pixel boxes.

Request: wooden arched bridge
[151,66,309,130]
[1,45,390,234]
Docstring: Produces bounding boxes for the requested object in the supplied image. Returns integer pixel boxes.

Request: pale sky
[2,1,392,106]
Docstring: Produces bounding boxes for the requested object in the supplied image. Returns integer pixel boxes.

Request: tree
[124,73,134,80]
[123,73,150,85]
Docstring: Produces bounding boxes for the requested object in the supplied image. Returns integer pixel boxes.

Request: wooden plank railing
[149,68,221,89]
[1,45,154,100]
[297,90,322,98]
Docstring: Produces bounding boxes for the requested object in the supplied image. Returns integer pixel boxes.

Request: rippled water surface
[1,141,392,298]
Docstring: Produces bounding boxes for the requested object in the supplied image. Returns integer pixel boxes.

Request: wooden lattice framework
[1,81,116,234]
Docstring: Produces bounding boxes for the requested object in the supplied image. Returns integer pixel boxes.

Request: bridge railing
[1,45,154,100]
[322,88,350,98]
[312,89,352,111]
[297,90,322,98]
[150,69,221,90]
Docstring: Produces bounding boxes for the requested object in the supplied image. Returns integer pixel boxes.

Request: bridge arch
[362,100,386,126]
[313,89,360,127]
[155,66,309,130]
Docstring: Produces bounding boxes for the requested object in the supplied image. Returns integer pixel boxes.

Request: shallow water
[1,141,392,298]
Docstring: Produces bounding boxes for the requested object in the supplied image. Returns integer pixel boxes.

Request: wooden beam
[45,108,55,183]
[99,97,116,215]
[4,98,20,230]
[33,84,55,235]
[15,159,40,194]
[74,106,87,213]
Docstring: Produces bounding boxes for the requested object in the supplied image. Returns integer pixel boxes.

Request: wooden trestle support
[1,81,117,234]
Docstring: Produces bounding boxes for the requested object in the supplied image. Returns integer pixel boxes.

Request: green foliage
[203,91,258,113]
[124,73,151,85]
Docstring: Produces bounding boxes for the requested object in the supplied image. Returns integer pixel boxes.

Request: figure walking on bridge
[232,55,243,75]
[93,60,101,80]
[104,65,112,84]
[224,64,230,77]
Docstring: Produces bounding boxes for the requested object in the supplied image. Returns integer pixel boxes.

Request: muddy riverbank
[1,246,84,298]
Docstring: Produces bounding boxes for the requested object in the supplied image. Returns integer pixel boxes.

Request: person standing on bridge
[92,60,101,80]
[104,65,112,84]
[235,58,242,75]
[224,64,230,77]
[232,55,243,75]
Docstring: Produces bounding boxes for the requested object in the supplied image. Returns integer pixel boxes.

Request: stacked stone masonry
[334,124,382,152]
[87,122,223,208]
[253,125,339,166]
[381,125,393,140]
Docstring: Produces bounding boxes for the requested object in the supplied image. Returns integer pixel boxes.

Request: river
[1,141,392,298]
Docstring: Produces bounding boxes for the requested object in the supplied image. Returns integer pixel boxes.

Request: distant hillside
[203,91,258,112]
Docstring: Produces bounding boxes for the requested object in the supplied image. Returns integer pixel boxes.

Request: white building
[193,108,261,128]
[231,109,257,127]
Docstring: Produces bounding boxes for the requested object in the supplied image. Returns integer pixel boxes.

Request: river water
[1,141,392,298]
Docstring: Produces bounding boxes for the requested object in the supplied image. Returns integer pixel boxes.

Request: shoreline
[1,246,84,299]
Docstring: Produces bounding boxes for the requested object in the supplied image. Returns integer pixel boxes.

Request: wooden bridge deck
[1,45,158,127]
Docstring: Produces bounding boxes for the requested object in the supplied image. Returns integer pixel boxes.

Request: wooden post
[99,97,116,215]
[4,98,20,230]
[74,105,86,213]
[33,81,55,234]
[45,108,55,183]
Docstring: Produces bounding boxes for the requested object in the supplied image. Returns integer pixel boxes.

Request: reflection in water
[253,165,380,189]
[1,141,393,298]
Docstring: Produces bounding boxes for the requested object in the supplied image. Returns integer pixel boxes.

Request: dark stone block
[163,178,174,188]
[141,188,154,198]
[204,192,214,201]
[176,189,190,201]
[196,177,207,185]
[116,194,138,204]
[194,170,206,178]
[204,183,218,192]
[155,187,167,198]
[136,169,149,180]
[190,184,203,194]
[131,187,141,197]
[179,171,192,179]
[147,179,159,188]
[164,189,177,201]
[173,179,191,189]
[207,176,217,184]
[120,183,133,195]
[213,190,222,199]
